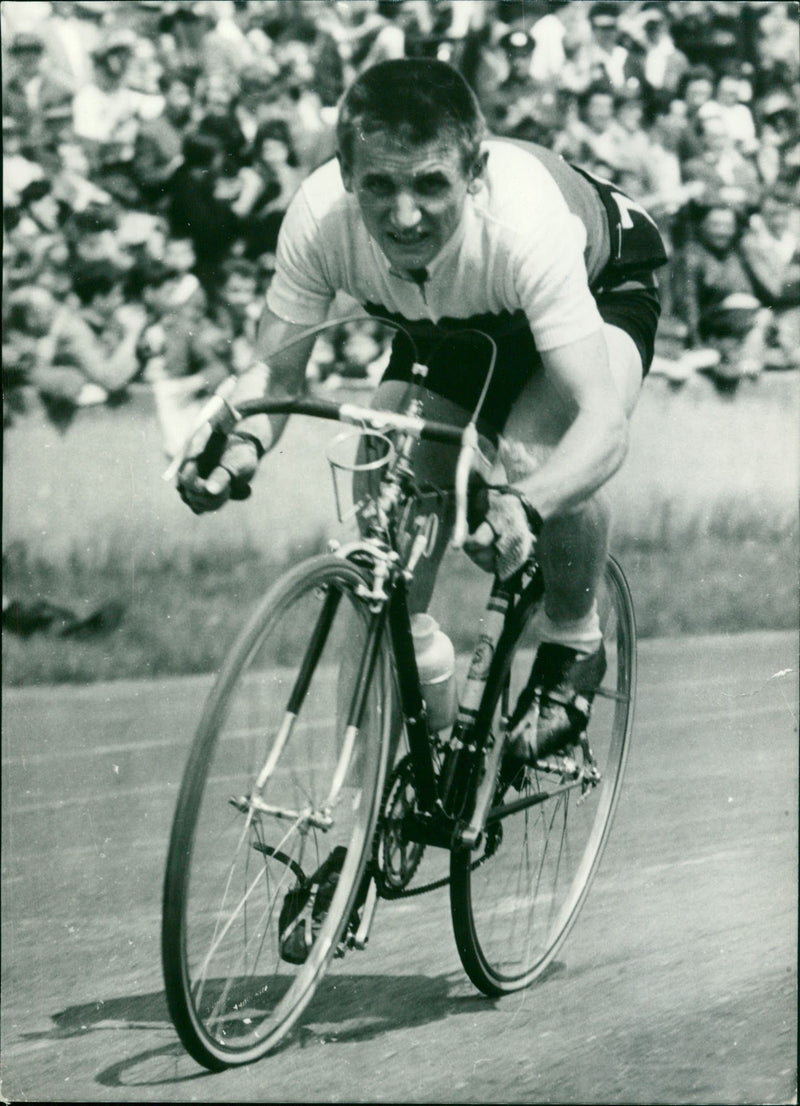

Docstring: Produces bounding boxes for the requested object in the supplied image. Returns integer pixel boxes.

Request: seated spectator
[236,119,303,258]
[670,200,772,387]
[38,0,103,96]
[8,262,147,426]
[138,256,240,458]
[73,29,163,206]
[714,69,758,156]
[166,130,242,297]
[3,31,73,155]
[235,62,284,150]
[3,115,46,208]
[211,258,262,375]
[195,72,249,173]
[560,1,643,95]
[133,69,198,209]
[554,80,618,169]
[752,86,800,187]
[674,64,717,162]
[50,139,113,213]
[740,183,800,370]
[62,201,133,271]
[681,103,762,211]
[484,28,541,136]
[635,3,689,111]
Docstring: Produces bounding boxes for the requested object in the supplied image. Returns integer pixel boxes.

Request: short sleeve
[265,187,335,325]
[513,206,603,351]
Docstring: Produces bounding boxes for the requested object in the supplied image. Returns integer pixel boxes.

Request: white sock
[531,601,602,655]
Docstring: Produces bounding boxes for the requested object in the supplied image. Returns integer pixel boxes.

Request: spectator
[714,69,758,155]
[528,1,574,89]
[73,29,163,205]
[554,81,618,172]
[3,32,74,154]
[681,103,762,211]
[167,130,241,297]
[237,119,303,258]
[38,0,104,96]
[195,71,250,172]
[674,64,717,161]
[670,201,769,387]
[3,116,46,208]
[752,86,800,187]
[62,201,133,271]
[485,28,541,136]
[740,184,800,370]
[12,261,147,426]
[133,69,198,209]
[211,258,263,375]
[138,257,236,458]
[561,1,643,95]
[636,3,689,111]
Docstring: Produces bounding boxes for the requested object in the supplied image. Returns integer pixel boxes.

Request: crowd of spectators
[4,0,799,441]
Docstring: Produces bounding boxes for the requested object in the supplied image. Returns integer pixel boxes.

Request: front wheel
[162,555,392,1069]
[450,556,636,995]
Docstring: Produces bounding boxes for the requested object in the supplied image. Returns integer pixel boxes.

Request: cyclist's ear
[467,148,489,194]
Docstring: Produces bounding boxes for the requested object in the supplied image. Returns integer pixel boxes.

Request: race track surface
[1,632,797,1104]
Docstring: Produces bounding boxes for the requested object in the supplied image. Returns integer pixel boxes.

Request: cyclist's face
[342,132,482,273]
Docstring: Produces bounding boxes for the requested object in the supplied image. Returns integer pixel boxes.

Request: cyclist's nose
[389,191,422,231]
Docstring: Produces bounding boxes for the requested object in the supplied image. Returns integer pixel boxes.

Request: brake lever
[451,422,478,549]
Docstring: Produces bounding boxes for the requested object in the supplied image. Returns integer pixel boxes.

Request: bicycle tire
[450,556,636,996]
[162,554,392,1069]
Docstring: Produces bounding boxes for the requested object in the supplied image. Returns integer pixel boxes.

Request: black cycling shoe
[278,846,347,965]
[507,641,607,763]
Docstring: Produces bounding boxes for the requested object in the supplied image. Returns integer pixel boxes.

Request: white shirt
[267,139,604,354]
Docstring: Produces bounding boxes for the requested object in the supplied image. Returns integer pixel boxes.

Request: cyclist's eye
[415,176,449,197]
[362,177,394,198]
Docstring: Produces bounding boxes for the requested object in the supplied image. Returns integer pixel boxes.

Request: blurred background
[3,0,799,684]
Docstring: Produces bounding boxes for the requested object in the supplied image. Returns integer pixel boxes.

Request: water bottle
[411,613,457,733]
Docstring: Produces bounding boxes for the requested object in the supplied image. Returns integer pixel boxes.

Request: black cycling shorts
[378,170,666,439]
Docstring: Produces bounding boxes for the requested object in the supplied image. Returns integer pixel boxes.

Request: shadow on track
[24,963,566,1087]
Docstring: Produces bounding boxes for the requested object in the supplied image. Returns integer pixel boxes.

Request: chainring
[373,754,426,897]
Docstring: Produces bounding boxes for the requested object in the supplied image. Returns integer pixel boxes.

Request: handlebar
[164,391,482,550]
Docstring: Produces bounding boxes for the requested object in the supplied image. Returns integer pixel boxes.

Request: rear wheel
[450,556,635,995]
[162,555,391,1069]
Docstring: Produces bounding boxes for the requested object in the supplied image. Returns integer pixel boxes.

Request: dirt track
[1,631,797,1103]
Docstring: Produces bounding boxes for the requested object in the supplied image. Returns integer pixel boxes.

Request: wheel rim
[453,558,635,991]
[164,561,389,1063]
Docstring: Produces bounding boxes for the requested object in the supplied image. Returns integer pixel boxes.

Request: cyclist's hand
[463,474,540,580]
[177,430,260,514]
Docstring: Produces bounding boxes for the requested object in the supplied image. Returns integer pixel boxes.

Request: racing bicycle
[161,322,636,1071]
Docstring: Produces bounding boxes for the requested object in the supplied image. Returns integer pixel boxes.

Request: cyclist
[178,58,666,764]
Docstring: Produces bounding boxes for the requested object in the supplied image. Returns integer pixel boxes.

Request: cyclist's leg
[500,322,643,626]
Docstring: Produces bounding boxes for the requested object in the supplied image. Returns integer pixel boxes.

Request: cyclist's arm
[177,307,317,513]
[232,307,319,456]
[507,328,630,521]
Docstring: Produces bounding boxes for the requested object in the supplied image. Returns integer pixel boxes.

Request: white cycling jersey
[266,139,610,354]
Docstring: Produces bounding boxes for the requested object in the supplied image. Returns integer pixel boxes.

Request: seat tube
[388,580,439,812]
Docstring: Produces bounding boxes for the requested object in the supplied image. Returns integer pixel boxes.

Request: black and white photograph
[2,1,797,1101]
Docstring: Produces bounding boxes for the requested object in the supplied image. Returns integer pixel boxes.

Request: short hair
[336,59,486,174]
[71,260,121,305]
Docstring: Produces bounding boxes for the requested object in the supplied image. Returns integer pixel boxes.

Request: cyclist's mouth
[387,231,430,248]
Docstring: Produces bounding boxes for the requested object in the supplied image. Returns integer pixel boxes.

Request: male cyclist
[178,58,666,764]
